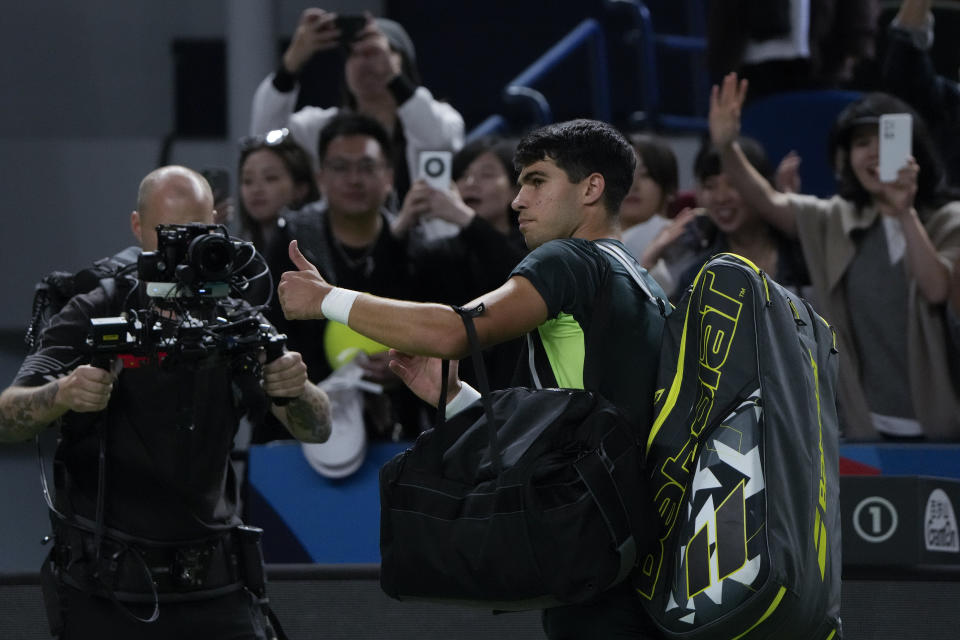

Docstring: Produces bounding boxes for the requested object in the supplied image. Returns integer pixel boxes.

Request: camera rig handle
[263,335,291,407]
[90,354,114,371]
[85,314,293,408]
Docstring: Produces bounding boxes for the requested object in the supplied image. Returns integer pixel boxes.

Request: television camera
[85,224,287,400]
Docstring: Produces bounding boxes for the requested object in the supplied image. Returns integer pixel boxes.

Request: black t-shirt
[510,238,666,431]
[14,284,267,540]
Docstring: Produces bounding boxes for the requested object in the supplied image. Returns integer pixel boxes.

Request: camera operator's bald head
[131,166,215,251]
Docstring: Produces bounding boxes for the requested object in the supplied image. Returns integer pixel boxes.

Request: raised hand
[358,351,402,388]
[423,184,474,227]
[392,180,432,236]
[282,8,341,74]
[775,151,802,194]
[393,180,475,237]
[641,207,702,268]
[709,72,749,149]
[55,364,115,413]
[278,240,331,320]
[262,351,309,399]
[877,157,920,217]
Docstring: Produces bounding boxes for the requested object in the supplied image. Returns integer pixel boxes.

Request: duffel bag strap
[573,429,638,585]
[595,240,666,314]
[439,304,502,475]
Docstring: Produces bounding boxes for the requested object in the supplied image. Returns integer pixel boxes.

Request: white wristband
[445,382,481,419]
[320,287,360,325]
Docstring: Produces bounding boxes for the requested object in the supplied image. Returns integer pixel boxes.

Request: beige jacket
[788,194,960,440]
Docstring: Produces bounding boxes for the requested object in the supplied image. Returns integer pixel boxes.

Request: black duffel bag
[379,303,653,610]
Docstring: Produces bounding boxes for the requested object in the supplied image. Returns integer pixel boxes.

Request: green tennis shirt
[510,238,667,431]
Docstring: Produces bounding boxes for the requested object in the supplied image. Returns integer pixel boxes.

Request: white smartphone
[418,150,453,190]
[878,113,912,183]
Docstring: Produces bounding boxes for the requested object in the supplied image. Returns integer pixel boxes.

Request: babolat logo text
[924,488,960,553]
[637,269,744,599]
[808,347,829,579]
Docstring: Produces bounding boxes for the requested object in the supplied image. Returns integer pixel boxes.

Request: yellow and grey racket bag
[635,253,842,639]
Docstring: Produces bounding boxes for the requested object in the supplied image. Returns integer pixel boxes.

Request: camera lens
[188,234,234,281]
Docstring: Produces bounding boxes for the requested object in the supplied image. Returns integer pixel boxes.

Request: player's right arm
[279,240,549,359]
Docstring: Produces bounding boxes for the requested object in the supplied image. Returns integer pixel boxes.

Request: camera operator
[0,166,331,639]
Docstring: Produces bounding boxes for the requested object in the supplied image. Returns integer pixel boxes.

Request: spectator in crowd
[620,134,679,255]
[237,128,320,253]
[618,134,694,298]
[395,135,528,390]
[675,136,810,296]
[394,136,527,300]
[633,206,703,301]
[234,129,323,445]
[276,118,667,639]
[0,166,331,638]
[882,0,960,185]
[263,112,427,443]
[710,72,960,440]
[707,0,878,102]
[250,9,464,208]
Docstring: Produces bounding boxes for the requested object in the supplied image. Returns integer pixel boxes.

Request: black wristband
[272,66,298,93]
[387,75,417,105]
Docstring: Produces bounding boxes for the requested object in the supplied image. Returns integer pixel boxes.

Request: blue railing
[466,0,708,141]
[466,17,610,142]
[613,0,708,131]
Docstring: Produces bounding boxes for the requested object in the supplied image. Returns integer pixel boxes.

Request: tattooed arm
[261,351,332,443]
[0,365,115,443]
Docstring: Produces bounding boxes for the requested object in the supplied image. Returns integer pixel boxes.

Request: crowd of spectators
[223,1,960,449]
[6,3,960,636]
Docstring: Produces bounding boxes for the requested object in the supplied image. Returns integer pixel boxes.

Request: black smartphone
[334,15,367,45]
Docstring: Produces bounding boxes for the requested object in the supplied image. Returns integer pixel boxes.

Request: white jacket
[250,73,465,172]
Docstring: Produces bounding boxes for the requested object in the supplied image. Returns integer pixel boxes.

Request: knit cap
[375,18,416,68]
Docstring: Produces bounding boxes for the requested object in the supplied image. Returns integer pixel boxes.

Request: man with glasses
[265,112,430,448]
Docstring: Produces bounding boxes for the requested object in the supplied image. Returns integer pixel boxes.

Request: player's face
[512,159,585,249]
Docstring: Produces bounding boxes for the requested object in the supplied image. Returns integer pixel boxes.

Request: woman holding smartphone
[710,72,960,441]
[237,129,319,253]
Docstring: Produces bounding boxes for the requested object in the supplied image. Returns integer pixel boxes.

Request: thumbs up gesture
[278,240,330,320]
